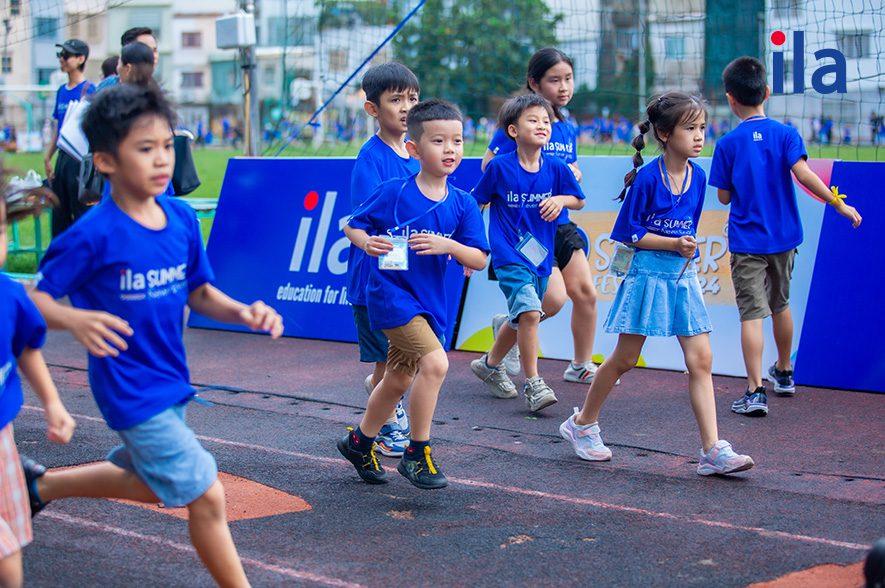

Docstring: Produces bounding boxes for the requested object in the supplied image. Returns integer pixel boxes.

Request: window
[263,65,275,86]
[1,56,11,74]
[10,0,20,16]
[36,17,57,38]
[181,72,204,88]
[838,32,871,59]
[67,15,80,38]
[182,32,202,48]
[665,36,685,61]
[87,17,99,39]
[37,68,55,85]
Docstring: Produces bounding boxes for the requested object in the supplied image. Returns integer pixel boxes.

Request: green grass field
[3,142,882,274]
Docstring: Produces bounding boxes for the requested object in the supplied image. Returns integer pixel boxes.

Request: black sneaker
[336,434,387,485]
[730,386,769,417]
[767,364,796,396]
[397,446,448,490]
[20,455,50,517]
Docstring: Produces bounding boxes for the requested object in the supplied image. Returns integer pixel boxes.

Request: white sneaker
[363,374,374,395]
[491,314,520,376]
[696,440,755,476]
[563,361,598,383]
[470,354,518,398]
[523,377,558,412]
[559,408,612,461]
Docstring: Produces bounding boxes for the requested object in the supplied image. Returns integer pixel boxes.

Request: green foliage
[393,0,561,118]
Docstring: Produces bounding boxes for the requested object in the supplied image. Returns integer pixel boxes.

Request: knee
[189,480,226,520]
[608,351,640,374]
[542,289,567,317]
[518,311,541,327]
[566,279,597,307]
[419,351,449,381]
[685,348,713,374]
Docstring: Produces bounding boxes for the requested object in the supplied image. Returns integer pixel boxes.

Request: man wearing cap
[95,27,160,93]
[44,39,96,236]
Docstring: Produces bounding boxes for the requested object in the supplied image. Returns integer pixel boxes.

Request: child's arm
[187,285,283,339]
[792,159,862,227]
[539,195,584,221]
[408,234,488,270]
[635,233,697,259]
[717,189,731,205]
[568,162,583,183]
[17,347,75,444]
[480,149,495,172]
[29,290,133,358]
[343,225,394,257]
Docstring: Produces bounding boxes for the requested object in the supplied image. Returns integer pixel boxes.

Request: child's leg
[576,334,645,425]
[740,319,764,389]
[678,333,718,452]
[0,551,23,588]
[187,480,248,588]
[516,311,541,378]
[487,321,517,366]
[359,368,412,438]
[406,349,448,441]
[771,307,793,371]
[561,253,598,365]
[540,268,567,319]
[370,361,387,388]
[38,461,158,503]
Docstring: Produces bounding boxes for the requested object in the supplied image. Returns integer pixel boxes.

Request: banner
[188,157,483,350]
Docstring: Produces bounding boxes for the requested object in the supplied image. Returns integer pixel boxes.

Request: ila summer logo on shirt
[119,263,188,300]
[505,188,553,206]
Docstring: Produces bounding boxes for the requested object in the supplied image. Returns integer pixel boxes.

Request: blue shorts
[352,304,389,363]
[107,402,217,508]
[495,264,549,328]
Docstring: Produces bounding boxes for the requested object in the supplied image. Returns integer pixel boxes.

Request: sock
[484,356,497,369]
[349,426,375,452]
[570,361,584,370]
[403,439,430,461]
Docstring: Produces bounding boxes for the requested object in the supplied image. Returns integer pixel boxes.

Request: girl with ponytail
[559,91,756,476]
[481,48,602,386]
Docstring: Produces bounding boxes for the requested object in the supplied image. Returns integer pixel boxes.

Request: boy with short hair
[710,57,861,416]
[339,99,489,490]
[25,84,283,587]
[0,190,75,588]
[470,94,585,412]
[347,62,420,457]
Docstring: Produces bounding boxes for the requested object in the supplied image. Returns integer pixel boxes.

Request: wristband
[828,185,846,207]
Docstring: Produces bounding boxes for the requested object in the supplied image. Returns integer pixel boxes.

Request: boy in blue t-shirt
[25,85,282,587]
[709,57,862,416]
[339,100,489,490]
[347,62,421,457]
[470,94,585,413]
[0,194,75,587]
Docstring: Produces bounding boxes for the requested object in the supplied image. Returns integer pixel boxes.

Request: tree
[394,0,561,119]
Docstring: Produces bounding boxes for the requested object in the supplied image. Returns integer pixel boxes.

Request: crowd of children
[0,47,863,585]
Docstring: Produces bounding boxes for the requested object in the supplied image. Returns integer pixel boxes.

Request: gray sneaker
[524,377,558,412]
[470,354,518,398]
[491,314,521,376]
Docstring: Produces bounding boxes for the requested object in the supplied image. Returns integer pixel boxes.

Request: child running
[24,84,283,587]
[339,99,489,490]
[481,48,601,384]
[347,62,421,456]
[559,92,755,476]
[471,94,585,412]
[1,187,75,588]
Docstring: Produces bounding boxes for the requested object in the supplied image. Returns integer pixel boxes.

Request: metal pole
[239,0,259,156]
[637,0,647,118]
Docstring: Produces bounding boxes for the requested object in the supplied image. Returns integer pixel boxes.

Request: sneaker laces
[362,444,382,472]
[423,446,439,475]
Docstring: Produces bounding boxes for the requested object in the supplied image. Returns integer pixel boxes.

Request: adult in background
[95,27,159,92]
[100,56,119,81]
[43,39,95,237]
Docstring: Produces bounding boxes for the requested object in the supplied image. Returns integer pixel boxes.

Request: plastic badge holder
[379,236,409,271]
[609,243,634,277]
[516,232,549,268]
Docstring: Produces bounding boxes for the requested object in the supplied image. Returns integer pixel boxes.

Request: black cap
[56,39,89,58]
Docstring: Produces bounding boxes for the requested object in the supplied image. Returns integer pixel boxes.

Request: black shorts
[554,221,588,270]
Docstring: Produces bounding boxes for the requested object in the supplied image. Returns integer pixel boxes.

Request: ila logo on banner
[288,190,350,275]
[771,30,847,95]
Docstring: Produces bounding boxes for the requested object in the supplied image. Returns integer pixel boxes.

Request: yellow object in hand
[828,186,847,207]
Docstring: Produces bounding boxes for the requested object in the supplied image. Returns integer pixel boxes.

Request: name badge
[609,243,634,277]
[379,236,409,271]
[516,232,549,268]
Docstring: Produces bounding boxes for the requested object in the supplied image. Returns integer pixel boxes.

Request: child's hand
[568,162,583,183]
[69,310,133,358]
[463,267,474,277]
[675,236,697,258]
[240,301,284,339]
[409,233,454,256]
[364,236,394,257]
[836,204,862,228]
[44,400,75,444]
[539,196,565,222]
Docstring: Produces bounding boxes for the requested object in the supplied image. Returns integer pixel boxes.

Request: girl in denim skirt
[559,91,755,476]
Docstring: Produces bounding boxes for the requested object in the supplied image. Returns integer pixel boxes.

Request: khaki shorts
[383,315,443,376]
[730,249,797,321]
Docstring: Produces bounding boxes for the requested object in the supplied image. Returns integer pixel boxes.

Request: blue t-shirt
[53,80,96,126]
[348,176,489,338]
[347,135,420,306]
[708,116,807,254]
[610,157,706,257]
[472,151,584,277]
[487,119,579,225]
[95,75,119,93]
[35,196,214,430]
[0,274,47,430]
